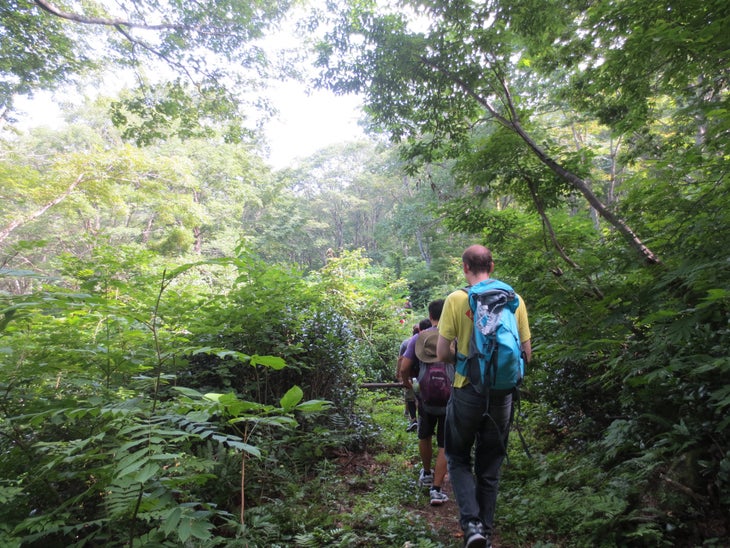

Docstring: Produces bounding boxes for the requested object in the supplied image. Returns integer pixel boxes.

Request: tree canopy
[315,0,729,266]
[2,0,294,143]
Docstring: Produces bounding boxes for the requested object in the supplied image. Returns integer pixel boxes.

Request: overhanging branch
[113,24,197,84]
[34,0,189,31]
[421,57,661,266]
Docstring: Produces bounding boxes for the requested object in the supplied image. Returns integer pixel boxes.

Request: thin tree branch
[527,180,605,299]
[0,174,84,244]
[527,181,581,271]
[509,115,660,265]
[420,57,662,266]
[113,24,198,84]
[34,0,191,31]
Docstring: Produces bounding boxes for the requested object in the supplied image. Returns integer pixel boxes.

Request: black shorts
[417,406,445,447]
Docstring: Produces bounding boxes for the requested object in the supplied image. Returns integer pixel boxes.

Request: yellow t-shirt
[439,284,531,388]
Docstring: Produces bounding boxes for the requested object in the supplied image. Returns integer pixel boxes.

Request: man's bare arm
[436,334,455,364]
[521,339,532,363]
[399,356,415,388]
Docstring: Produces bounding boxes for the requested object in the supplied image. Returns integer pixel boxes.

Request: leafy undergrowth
[244,390,728,547]
[331,391,465,548]
[250,390,466,548]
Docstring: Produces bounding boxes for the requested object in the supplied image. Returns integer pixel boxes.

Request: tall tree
[313,0,728,266]
[268,141,397,267]
[0,118,278,291]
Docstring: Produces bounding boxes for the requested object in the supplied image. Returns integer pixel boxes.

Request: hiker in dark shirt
[397,318,431,431]
[400,299,451,506]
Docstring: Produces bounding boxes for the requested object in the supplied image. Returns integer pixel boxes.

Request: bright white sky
[262,83,365,169]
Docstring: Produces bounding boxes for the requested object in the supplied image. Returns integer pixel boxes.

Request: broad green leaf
[230,416,298,428]
[189,517,214,540]
[280,385,303,411]
[161,507,182,537]
[251,354,287,370]
[226,441,261,457]
[204,392,266,416]
[185,410,213,423]
[130,463,160,483]
[295,399,332,413]
[186,346,250,362]
[178,516,192,543]
[173,386,204,398]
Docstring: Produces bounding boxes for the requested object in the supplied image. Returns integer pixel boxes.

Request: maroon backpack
[414,329,453,415]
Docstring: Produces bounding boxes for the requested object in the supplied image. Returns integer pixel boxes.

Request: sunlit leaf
[251,354,287,370]
[280,385,303,411]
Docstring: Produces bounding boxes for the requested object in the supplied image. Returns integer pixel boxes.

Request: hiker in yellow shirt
[437,245,532,548]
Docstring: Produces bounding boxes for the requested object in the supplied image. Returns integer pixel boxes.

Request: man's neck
[466,273,491,286]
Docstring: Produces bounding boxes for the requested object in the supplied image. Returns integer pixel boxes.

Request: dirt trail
[340,451,504,547]
[409,474,503,547]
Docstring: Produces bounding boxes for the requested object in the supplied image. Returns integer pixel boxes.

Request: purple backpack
[414,329,453,414]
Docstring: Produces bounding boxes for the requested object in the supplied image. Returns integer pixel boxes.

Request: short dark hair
[418,318,432,331]
[428,299,444,321]
[462,245,493,274]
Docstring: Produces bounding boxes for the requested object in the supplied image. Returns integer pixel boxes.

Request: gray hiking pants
[445,384,512,535]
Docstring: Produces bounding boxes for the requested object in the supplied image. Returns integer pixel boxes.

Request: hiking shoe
[429,488,449,506]
[464,521,488,548]
[406,420,418,432]
[418,469,433,487]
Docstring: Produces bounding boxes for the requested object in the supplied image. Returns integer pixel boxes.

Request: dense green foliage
[0,246,411,545]
[1,0,728,546]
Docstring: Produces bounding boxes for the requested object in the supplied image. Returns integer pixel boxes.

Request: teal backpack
[457,279,524,392]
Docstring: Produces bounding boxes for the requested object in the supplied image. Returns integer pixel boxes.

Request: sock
[407,400,417,419]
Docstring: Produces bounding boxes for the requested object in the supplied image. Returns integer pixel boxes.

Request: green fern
[105,479,143,519]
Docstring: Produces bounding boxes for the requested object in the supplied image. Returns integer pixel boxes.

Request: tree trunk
[510,118,661,265]
[427,59,662,266]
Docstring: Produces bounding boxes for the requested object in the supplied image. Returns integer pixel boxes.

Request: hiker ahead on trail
[436,245,532,548]
[400,299,452,507]
[398,318,432,432]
